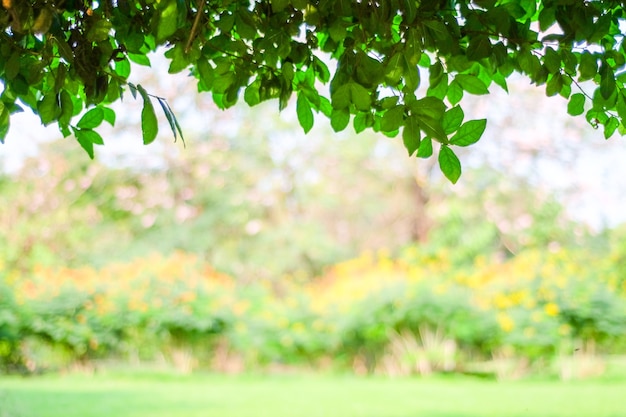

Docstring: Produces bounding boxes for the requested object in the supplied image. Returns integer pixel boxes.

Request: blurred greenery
[1,115,625,379]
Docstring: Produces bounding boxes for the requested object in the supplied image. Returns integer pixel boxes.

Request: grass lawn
[1,372,625,417]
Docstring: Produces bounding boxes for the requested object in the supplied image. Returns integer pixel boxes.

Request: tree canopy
[1,0,625,181]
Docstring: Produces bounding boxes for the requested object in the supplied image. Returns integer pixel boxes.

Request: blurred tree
[423,167,593,264]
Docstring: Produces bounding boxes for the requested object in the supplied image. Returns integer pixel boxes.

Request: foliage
[3,1,626,181]
[5,245,626,378]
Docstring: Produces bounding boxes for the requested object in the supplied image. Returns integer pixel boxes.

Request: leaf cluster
[2,1,626,181]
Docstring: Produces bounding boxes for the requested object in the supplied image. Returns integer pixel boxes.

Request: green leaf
[102,107,116,126]
[385,52,405,85]
[116,59,131,79]
[545,73,563,97]
[616,94,626,121]
[137,85,159,145]
[447,80,463,105]
[128,83,138,99]
[37,93,60,126]
[87,18,113,42]
[296,93,314,133]
[157,98,178,142]
[449,119,487,146]
[156,0,179,41]
[319,97,333,117]
[579,52,597,81]
[454,74,489,95]
[330,108,350,132]
[77,107,104,129]
[417,136,433,158]
[74,128,94,159]
[442,106,464,134]
[271,0,289,13]
[77,128,104,145]
[0,103,9,143]
[467,35,492,61]
[381,105,405,133]
[353,112,371,134]
[567,93,585,116]
[58,90,74,128]
[402,115,421,156]
[312,56,331,83]
[5,52,20,80]
[128,53,151,67]
[604,116,619,139]
[600,64,616,100]
[543,47,561,74]
[438,145,462,183]
[350,83,371,111]
[331,84,351,110]
[415,114,447,143]
[244,79,261,106]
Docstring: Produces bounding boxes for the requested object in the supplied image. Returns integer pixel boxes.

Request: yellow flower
[544,302,559,317]
[497,313,515,332]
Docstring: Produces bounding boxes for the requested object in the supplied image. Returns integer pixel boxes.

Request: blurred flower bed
[1,248,625,379]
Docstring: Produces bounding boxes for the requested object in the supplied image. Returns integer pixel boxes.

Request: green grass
[1,372,625,417]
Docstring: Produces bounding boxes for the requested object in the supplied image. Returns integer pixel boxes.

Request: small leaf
[5,52,20,80]
[296,93,314,133]
[579,52,597,81]
[87,18,113,42]
[353,112,370,133]
[455,74,489,95]
[102,107,116,126]
[77,128,104,145]
[417,136,433,158]
[415,114,447,143]
[319,97,333,117]
[162,99,184,143]
[37,93,60,126]
[331,84,351,110]
[402,115,421,156]
[447,80,463,105]
[442,106,464,134]
[600,64,616,100]
[330,108,350,132]
[567,93,585,116]
[604,117,619,139]
[128,83,138,99]
[545,73,563,97]
[77,107,104,129]
[438,145,462,183]
[74,128,94,159]
[244,79,261,106]
[449,119,487,146]
[381,105,405,132]
[350,83,371,111]
[58,90,74,127]
[467,35,492,61]
[0,103,9,143]
[157,98,178,141]
[128,53,151,67]
[156,0,179,41]
[137,84,158,145]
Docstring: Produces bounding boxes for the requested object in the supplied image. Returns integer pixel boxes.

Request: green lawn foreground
[0,373,624,417]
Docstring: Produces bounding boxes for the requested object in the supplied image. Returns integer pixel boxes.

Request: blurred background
[1,57,626,416]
